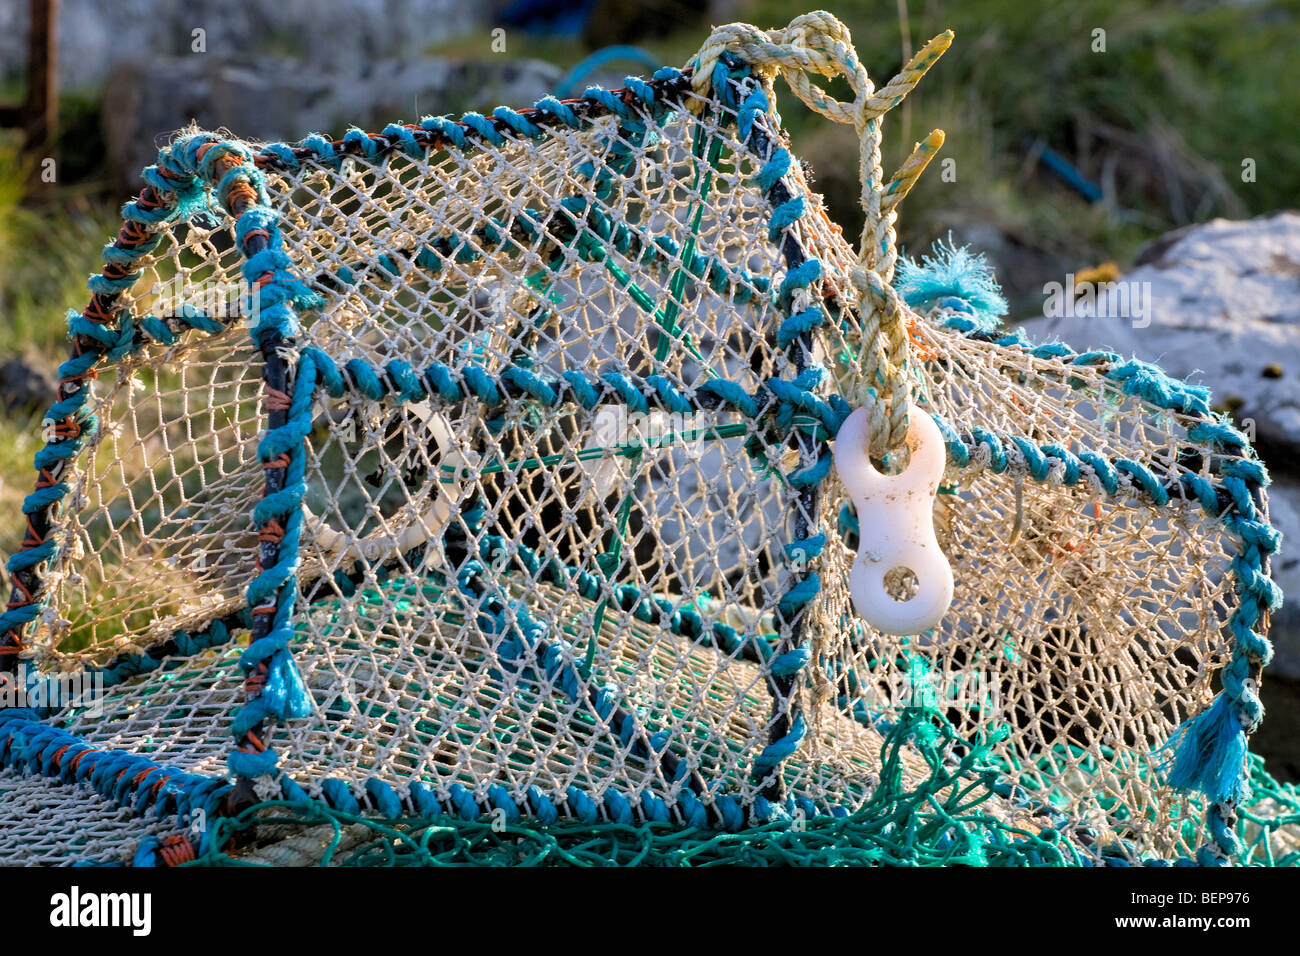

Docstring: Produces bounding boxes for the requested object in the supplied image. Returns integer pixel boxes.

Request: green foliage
[455,1,1295,306]
[0,142,117,352]
[747,0,1298,261]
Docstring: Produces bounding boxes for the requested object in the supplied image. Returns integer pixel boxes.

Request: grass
[0,144,119,351]
[466,0,1297,301]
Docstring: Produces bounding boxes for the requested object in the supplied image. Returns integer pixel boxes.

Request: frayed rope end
[1159,693,1250,805]
[896,235,1008,327]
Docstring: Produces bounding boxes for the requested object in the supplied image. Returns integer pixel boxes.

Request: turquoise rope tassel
[1160,693,1249,805]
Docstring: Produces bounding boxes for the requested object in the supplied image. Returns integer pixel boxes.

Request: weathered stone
[0,0,491,89]
[1270,477,1300,678]
[0,351,58,415]
[102,55,563,193]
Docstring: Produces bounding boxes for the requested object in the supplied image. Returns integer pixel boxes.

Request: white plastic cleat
[833,403,954,636]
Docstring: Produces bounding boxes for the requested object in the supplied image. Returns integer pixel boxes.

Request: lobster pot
[1,16,1292,867]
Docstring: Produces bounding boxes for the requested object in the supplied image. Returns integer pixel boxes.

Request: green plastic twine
[652,122,724,364]
[583,447,643,678]
[579,120,726,679]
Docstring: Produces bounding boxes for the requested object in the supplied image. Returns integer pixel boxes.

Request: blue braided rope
[227,344,322,778]
[161,132,327,781]
[0,132,234,648]
[451,555,708,816]
[731,64,829,793]
[289,766,855,834]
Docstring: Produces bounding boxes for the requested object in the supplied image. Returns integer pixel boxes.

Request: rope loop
[689,11,952,455]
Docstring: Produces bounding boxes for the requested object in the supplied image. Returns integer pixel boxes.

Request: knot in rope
[691,12,868,126]
[690,11,952,456]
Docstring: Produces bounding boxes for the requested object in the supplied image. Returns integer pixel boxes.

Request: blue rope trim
[927,406,1279,860]
[282,770,859,834]
[257,71,692,176]
[452,555,701,806]
[228,340,323,778]
[896,238,1008,328]
[472,531,774,665]
[732,66,826,792]
[1,132,238,646]
[300,350,842,449]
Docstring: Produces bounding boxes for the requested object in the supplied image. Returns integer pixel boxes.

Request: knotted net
[0,12,1294,866]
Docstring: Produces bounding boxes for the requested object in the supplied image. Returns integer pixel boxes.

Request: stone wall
[1,0,494,88]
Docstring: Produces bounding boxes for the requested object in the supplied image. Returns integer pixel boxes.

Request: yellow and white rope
[690,10,952,456]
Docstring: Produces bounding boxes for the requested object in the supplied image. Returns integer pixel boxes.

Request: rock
[0,352,58,415]
[938,218,1075,319]
[1031,212,1300,677]
[1037,213,1300,454]
[0,0,495,90]
[102,55,564,194]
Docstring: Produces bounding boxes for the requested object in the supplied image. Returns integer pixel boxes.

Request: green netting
[191,708,1083,867]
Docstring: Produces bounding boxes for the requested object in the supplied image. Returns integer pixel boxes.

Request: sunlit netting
[0,766,176,866]
[0,12,1292,866]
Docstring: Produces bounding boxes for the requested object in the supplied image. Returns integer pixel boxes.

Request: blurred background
[0,0,1297,777]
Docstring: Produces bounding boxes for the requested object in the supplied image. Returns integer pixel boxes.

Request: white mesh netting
[0,767,172,866]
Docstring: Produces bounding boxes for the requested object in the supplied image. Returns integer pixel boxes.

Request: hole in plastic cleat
[833,403,954,636]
